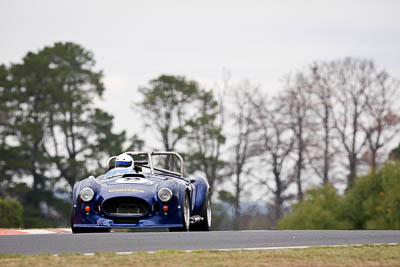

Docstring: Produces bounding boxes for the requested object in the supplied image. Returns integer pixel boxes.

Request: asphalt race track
[1,230,400,255]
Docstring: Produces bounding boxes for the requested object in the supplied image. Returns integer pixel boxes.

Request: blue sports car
[70,151,211,233]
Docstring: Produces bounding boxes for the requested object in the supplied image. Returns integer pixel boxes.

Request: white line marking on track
[115,252,133,255]
[215,246,311,251]
[211,242,399,252]
[0,228,72,235]
[75,242,398,256]
[19,230,56,234]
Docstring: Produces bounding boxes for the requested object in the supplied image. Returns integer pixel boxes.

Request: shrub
[278,185,350,230]
[280,161,400,230]
[0,197,23,228]
[343,162,400,229]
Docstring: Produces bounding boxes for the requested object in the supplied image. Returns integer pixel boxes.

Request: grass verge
[1,244,399,267]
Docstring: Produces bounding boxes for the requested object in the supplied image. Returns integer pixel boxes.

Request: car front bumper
[73,223,183,229]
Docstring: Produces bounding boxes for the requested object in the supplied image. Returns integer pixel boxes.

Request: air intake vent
[102,197,149,216]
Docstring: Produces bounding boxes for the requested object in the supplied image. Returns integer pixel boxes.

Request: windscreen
[151,154,182,175]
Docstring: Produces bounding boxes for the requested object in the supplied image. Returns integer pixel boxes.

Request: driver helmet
[115,153,134,168]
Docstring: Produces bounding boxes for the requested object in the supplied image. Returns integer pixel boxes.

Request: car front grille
[102,197,149,216]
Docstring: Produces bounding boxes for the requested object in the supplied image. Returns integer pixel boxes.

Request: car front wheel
[190,192,211,231]
[169,192,190,232]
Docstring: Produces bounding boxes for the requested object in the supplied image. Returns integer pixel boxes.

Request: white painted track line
[84,243,398,256]
[0,228,72,235]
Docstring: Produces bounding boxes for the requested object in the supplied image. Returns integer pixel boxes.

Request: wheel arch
[191,176,210,215]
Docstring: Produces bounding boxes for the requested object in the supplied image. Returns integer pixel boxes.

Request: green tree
[137,75,200,151]
[343,161,400,229]
[389,143,400,160]
[137,75,226,197]
[30,42,128,190]
[278,185,350,230]
[279,161,400,230]
[6,42,140,190]
[341,172,382,229]
[1,63,57,227]
[0,197,23,228]
[2,51,55,200]
[185,89,225,196]
[0,64,25,194]
[0,42,143,227]
[7,183,70,228]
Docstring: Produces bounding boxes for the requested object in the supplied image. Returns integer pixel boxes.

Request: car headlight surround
[158,188,173,202]
[80,187,95,202]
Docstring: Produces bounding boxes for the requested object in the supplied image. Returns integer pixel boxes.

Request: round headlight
[80,187,94,202]
[158,188,173,202]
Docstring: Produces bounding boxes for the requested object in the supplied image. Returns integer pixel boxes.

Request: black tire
[71,226,85,234]
[190,192,211,231]
[169,192,190,232]
[71,207,84,234]
[71,209,88,234]
[71,221,88,234]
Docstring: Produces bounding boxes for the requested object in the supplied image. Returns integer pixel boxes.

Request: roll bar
[107,151,184,177]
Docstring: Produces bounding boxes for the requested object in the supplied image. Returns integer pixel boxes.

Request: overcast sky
[1,0,399,140]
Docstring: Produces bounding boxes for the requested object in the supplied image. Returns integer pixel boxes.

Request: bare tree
[306,63,339,185]
[293,59,400,187]
[362,69,400,171]
[331,58,374,190]
[281,74,314,200]
[253,93,295,224]
[225,81,258,230]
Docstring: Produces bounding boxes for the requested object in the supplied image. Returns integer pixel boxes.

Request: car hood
[73,170,186,204]
[94,174,182,199]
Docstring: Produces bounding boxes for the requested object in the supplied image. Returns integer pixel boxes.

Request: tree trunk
[233,172,241,230]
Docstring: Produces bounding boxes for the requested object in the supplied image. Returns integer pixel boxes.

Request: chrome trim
[80,187,94,202]
[158,188,173,202]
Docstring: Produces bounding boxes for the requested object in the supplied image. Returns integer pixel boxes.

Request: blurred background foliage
[278,185,350,230]
[280,161,400,230]
[1,41,400,230]
[0,197,23,228]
